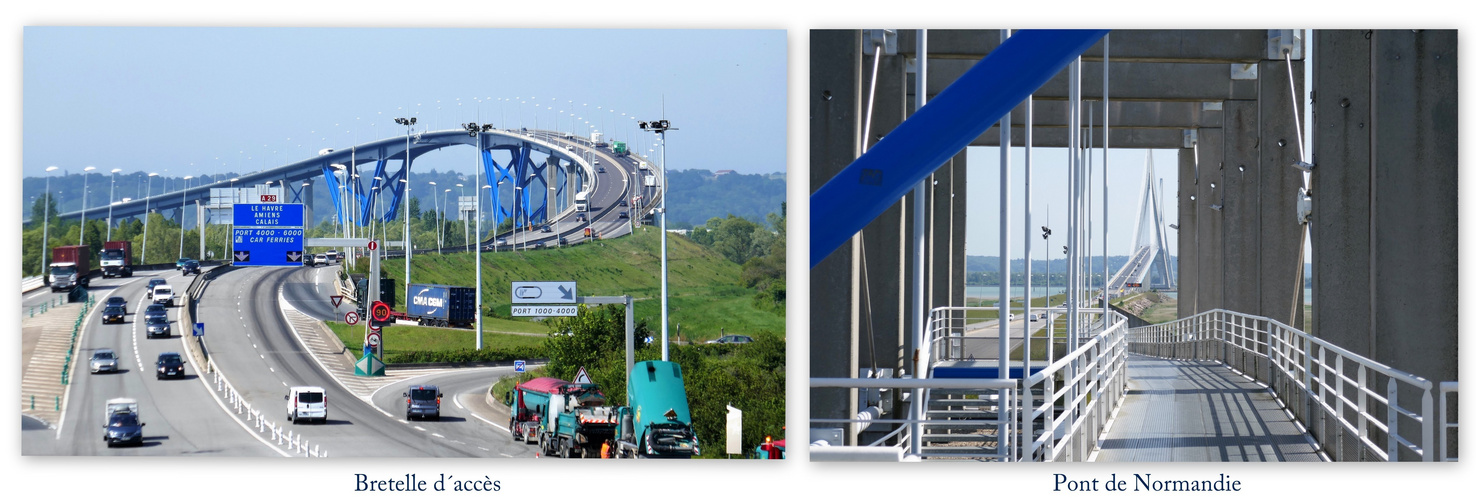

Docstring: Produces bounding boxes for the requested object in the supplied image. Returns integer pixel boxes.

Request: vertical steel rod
[1103,34,1110,314]
[998,29,1012,380]
[1023,85,1034,377]
[910,28,928,457]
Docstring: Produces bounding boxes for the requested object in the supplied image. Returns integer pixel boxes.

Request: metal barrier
[1440,382,1459,462]
[206,357,328,458]
[810,377,1018,461]
[1128,309,1455,462]
[59,289,94,385]
[809,307,1126,462]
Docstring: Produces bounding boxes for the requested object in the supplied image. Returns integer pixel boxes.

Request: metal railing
[809,307,1127,461]
[810,377,1017,461]
[59,290,94,386]
[207,357,326,458]
[1021,313,1128,462]
[1128,309,1457,462]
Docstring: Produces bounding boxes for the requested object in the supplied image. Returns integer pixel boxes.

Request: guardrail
[1128,309,1456,462]
[1440,382,1459,462]
[811,377,1018,461]
[22,275,45,294]
[59,290,95,385]
[206,358,326,458]
[1021,313,1128,462]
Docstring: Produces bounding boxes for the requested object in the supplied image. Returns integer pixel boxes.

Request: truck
[538,381,621,458]
[403,284,476,328]
[644,174,657,187]
[614,360,700,458]
[574,192,589,212]
[611,141,628,156]
[590,132,603,145]
[49,245,92,292]
[507,377,569,444]
[638,161,650,172]
[99,241,134,278]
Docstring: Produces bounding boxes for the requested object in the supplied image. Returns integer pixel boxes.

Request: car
[558,237,569,246]
[143,304,167,323]
[90,349,119,373]
[101,407,142,451]
[593,159,601,165]
[706,334,755,345]
[176,258,192,271]
[619,199,629,207]
[145,278,167,299]
[314,254,328,266]
[155,352,186,379]
[496,237,508,246]
[102,305,127,324]
[403,385,443,420]
[619,211,629,219]
[540,226,552,233]
[324,250,339,262]
[286,386,328,424]
[575,213,587,222]
[181,260,200,276]
[145,315,171,338]
[302,254,317,266]
[152,284,175,306]
[105,296,128,312]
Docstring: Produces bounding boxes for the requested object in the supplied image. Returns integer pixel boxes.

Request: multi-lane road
[22,263,540,458]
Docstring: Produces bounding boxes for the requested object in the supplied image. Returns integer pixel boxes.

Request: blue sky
[22,28,786,178]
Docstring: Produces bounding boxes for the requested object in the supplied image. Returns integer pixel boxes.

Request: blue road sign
[232,227,304,267]
[233,203,304,227]
[193,322,205,337]
[514,360,526,373]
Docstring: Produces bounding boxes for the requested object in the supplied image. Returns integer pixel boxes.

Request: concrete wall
[1311,29,1458,460]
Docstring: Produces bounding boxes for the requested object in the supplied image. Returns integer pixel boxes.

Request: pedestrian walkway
[20,302,86,427]
[1094,354,1323,462]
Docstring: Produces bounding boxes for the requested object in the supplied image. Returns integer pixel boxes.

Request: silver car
[90,349,119,373]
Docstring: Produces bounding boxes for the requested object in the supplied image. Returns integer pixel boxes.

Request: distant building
[669,229,691,236]
[713,169,735,177]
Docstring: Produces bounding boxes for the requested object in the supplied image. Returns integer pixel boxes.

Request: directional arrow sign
[330,295,344,307]
[286,251,303,262]
[234,251,251,262]
[510,281,577,304]
[193,322,205,337]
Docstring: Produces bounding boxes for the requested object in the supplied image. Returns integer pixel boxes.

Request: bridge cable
[1284,50,1310,327]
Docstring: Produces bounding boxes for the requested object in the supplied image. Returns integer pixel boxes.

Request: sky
[22,28,787,179]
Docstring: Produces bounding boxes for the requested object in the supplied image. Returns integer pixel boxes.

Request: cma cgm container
[404,284,476,328]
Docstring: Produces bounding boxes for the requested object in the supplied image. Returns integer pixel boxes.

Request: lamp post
[639,118,675,361]
[179,175,193,260]
[106,168,123,241]
[40,166,60,275]
[428,181,440,253]
[394,117,416,302]
[142,172,159,265]
[80,166,96,246]
[514,186,524,251]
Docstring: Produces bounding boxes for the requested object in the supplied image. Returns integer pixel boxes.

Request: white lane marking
[414,426,426,432]
[431,433,445,438]
[454,398,465,410]
[478,447,489,451]
[499,453,513,458]
[399,419,410,424]
[468,409,511,433]
[260,354,265,359]
[269,367,275,372]
[54,279,137,439]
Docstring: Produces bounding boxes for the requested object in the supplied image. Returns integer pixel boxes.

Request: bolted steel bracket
[1182,129,1199,149]
[1296,187,1312,224]
[862,29,897,56]
[1268,29,1303,60]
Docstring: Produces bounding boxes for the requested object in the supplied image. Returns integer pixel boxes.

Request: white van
[152,285,174,306]
[285,386,327,424]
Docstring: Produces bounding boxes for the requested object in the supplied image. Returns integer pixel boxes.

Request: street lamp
[1042,223,1053,306]
[106,168,123,241]
[179,175,194,260]
[513,186,523,251]
[395,116,417,301]
[80,166,96,246]
[638,118,675,360]
[456,183,467,249]
[142,172,159,264]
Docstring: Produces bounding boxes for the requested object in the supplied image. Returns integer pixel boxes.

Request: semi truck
[402,284,476,327]
[615,360,700,458]
[611,141,628,156]
[507,377,568,444]
[574,192,589,212]
[49,245,92,292]
[100,241,134,278]
[538,382,620,458]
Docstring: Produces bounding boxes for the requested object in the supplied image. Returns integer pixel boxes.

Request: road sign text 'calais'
[233,203,305,227]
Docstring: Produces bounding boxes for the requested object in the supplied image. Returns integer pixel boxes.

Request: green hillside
[375,227,784,341]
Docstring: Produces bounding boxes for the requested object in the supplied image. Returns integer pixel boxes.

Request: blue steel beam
[320,165,346,226]
[810,29,1109,267]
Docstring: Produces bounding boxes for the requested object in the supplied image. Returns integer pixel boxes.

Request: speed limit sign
[367,332,381,348]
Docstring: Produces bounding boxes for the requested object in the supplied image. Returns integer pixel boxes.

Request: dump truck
[100,241,134,278]
[507,377,569,444]
[538,382,620,459]
[403,284,476,327]
[49,245,92,292]
[615,360,700,458]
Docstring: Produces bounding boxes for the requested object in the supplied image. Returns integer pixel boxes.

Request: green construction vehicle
[611,141,628,156]
[616,360,700,458]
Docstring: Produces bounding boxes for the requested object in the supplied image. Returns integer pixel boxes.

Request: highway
[22,269,279,456]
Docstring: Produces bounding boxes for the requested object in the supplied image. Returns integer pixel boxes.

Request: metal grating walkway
[1094,354,1324,462]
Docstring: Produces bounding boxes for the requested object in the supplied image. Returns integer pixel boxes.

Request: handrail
[810,377,1018,461]
[1128,308,1451,462]
[1439,382,1458,462]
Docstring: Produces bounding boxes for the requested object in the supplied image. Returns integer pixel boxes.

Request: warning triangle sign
[573,366,593,385]
[330,295,343,307]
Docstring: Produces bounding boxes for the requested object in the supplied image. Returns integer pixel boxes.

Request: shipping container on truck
[49,245,92,292]
[507,377,570,444]
[403,284,477,327]
[100,241,134,278]
[643,175,657,187]
[590,131,603,146]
